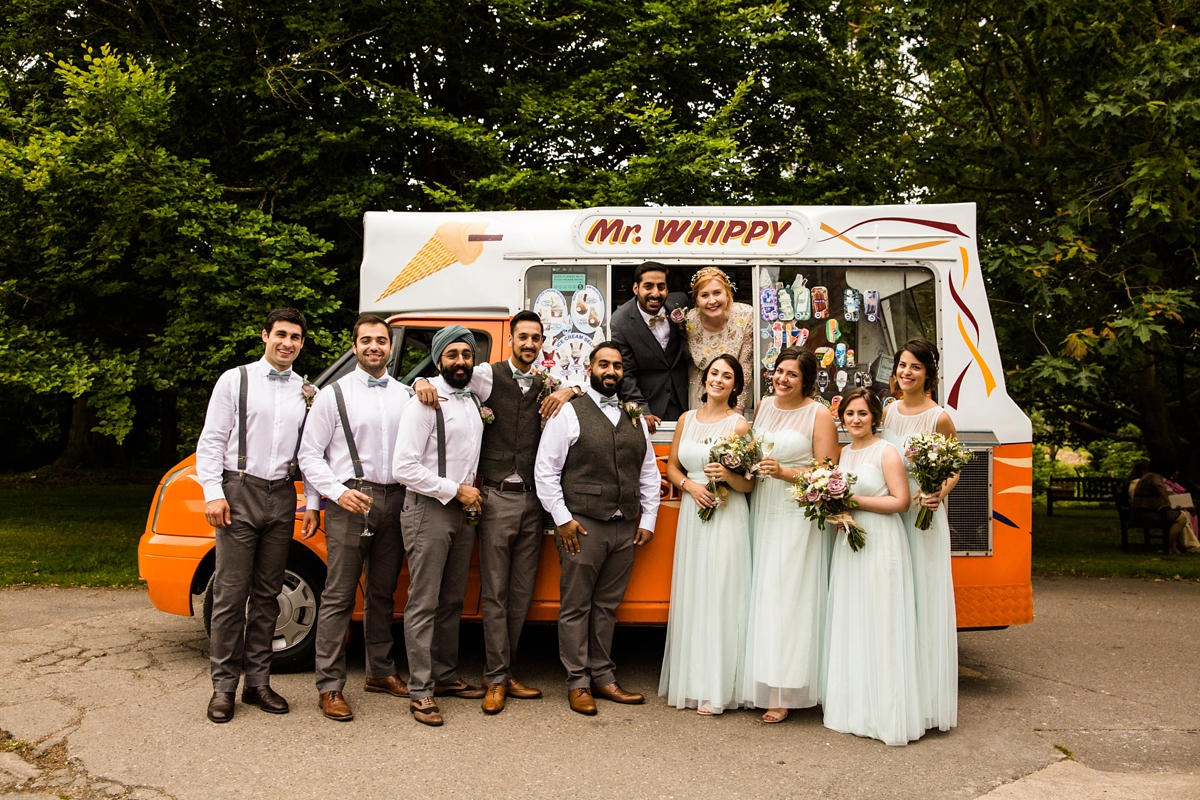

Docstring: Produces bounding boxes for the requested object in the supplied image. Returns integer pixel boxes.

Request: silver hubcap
[272,570,317,652]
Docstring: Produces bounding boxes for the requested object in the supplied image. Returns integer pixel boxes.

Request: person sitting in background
[1163,471,1199,547]
[1128,461,1200,554]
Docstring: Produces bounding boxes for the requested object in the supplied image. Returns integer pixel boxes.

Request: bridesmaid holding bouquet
[824,388,923,745]
[882,338,960,733]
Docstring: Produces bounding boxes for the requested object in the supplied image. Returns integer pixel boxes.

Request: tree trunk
[53,396,94,468]
[1132,362,1181,477]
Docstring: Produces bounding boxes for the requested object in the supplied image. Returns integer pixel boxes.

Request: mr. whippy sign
[573,209,811,256]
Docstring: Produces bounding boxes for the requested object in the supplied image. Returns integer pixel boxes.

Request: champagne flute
[359,485,375,537]
[760,438,775,477]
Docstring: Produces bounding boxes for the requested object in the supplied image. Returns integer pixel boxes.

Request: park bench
[1046,477,1124,516]
[1113,487,1173,552]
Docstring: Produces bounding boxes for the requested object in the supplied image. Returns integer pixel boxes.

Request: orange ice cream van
[140,204,1032,669]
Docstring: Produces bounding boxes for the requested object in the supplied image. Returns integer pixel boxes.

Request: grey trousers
[314,483,405,693]
[556,513,637,690]
[478,486,543,686]
[210,473,296,692]
[401,492,476,700]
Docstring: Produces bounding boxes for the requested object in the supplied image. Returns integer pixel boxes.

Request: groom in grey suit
[609,261,689,433]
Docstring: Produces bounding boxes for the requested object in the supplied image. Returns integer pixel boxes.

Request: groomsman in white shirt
[196,308,320,724]
[392,325,488,726]
[298,314,413,721]
[535,342,660,715]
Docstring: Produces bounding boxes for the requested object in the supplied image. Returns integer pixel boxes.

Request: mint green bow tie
[367,375,388,387]
[454,389,473,399]
[514,372,534,385]
[598,395,620,408]
[267,369,292,381]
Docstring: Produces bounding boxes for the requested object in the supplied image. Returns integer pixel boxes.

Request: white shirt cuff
[550,506,573,527]
[305,493,323,512]
[203,484,225,504]
[639,514,658,532]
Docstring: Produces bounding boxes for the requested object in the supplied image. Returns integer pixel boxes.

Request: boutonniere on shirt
[622,401,645,427]
[301,378,317,408]
[670,306,687,328]
[479,405,496,425]
[536,370,561,402]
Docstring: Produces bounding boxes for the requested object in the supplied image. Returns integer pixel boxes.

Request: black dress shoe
[207,691,235,723]
[242,684,290,714]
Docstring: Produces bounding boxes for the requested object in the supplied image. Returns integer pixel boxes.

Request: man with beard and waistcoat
[415,310,578,714]
[392,324,488,726]
[534,341,661,715]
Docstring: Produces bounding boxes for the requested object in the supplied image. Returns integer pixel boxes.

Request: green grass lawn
[0,485,155,586]
[1032,502,1200,580]
[1,484,1197,587]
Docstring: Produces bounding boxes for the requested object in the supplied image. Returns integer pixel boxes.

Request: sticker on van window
[534,289,570,338]
[777,283,795,321]
[865,290,880,322]
[844,289,861,322]
[571,285,606,333]
[554,333,594,384]
[812,287,829,319]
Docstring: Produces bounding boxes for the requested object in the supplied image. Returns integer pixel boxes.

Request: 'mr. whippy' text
[585,217,794,248]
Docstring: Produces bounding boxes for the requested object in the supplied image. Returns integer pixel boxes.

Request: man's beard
[442,364,473,389]
[590,372,618,397]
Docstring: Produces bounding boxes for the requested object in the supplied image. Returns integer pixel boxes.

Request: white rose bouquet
[903,432,974,530]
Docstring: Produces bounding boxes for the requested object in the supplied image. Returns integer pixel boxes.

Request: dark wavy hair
[699,354,744,408]
[774,346,817,397]
[838,387,883,432]
[892,337,940,397]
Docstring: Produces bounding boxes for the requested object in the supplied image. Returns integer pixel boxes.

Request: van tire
[201,553,325,673]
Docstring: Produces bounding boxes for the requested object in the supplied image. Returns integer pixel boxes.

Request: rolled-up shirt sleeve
[195,370,237,504]
[534,404,580,527]
[392,403,460,504]
[297,388,345,504]
[637,418,660,531]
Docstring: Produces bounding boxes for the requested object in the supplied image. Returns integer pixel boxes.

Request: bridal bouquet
[790,458,867,551]
[696,431,764,522]
[904,432,974,530]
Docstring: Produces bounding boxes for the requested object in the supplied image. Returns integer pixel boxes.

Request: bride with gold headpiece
[684,267,756,411]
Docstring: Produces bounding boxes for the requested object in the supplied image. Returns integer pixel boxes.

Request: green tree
[0,47,339,466]
[855,1,1200,484]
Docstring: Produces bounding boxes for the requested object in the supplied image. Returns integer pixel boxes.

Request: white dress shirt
[392,374,484,504]
[638,304,671,350]
[298,366,414,503]
[195,357,318,509]
[463,357,535,403]
[534,387,660,530]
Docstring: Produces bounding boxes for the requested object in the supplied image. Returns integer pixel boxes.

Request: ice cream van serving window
[523,264,612,387]
[754,265,937,414]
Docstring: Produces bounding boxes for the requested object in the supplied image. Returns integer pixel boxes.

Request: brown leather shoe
[433,678,487,699]
[242,684,289,714]
[482,682,506,714]
[207,691,235,723]
[410,697,444,726]
[568,687,597,715]
[506,677,543,699]
[364,674,410,697]
[319,691,354,721]
[591,682,644,704]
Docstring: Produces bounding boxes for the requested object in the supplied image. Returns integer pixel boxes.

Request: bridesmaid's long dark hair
[699,354,744,408]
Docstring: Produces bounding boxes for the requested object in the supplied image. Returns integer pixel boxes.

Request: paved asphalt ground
[0,575,1197,799]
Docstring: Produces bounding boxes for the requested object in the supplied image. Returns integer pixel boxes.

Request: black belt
[343,479,405,495]
[222,470,295,492]
[481,477,535,493]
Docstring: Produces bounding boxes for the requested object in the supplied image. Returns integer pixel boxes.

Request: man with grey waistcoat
[298,314,413,721]
[534,341,661,715]
[414,310,578,714]
[195,307,320,724]
[392,324,489,726]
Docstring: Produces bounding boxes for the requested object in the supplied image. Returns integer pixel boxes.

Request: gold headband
[689,267,733,292]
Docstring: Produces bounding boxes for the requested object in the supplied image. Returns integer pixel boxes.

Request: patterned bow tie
[648,313,666,325]
[513,371,535,385]
[367,375,389,388]
[454,389,474,399]
[267,369,292,381]
[598,395,620,408]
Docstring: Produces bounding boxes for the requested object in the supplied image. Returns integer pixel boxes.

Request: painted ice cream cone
[376,221,495,301]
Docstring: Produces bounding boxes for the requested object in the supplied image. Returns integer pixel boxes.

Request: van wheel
[201,555,324,673]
